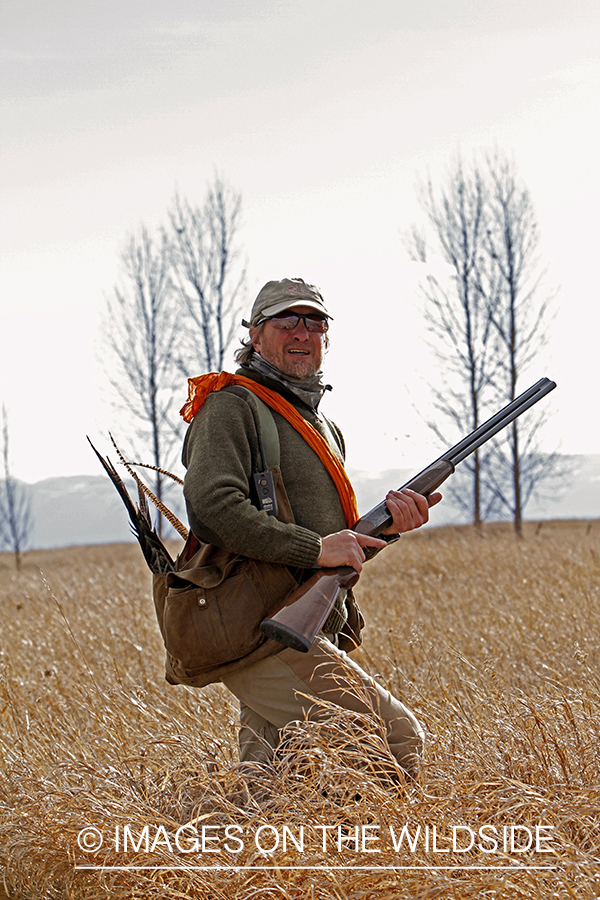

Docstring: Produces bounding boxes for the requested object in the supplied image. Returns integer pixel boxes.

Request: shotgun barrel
[355,377,557,536]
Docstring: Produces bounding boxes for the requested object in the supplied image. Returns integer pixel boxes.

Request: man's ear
[249,325,262,353]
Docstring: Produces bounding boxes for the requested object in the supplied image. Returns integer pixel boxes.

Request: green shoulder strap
[242,389,341,468]
[252,394,280,468]
[253,397,341,468]
[223,384,281,468]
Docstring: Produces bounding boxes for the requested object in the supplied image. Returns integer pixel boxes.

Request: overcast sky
[1,0,599,485]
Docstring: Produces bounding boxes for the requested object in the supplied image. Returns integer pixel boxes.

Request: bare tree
[103,228,181,534]
[168,176,246,375]
[408,151,563,533]
[406,160,500,527]
[0,406,32,570]
[100,178,247,538]
[483,151,561,536]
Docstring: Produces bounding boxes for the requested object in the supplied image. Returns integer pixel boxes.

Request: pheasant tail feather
[108,434,188,539]
[87,437,178,574]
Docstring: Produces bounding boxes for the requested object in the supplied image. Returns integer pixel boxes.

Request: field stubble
[0,521,599,898]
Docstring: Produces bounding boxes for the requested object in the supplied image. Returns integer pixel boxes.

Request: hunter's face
[250,305,325,378]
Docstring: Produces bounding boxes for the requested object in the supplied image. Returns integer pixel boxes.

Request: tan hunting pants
[222,634,424,779]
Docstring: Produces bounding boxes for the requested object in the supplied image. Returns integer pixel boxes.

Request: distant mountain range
[13,454,600,551]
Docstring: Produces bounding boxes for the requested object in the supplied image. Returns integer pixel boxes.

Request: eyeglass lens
[269,314,328,333]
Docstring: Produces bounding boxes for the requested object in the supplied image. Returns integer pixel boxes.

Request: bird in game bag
[87,435,183,573]
[88,419,302,689]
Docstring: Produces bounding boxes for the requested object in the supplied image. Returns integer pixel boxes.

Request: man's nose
[291,318,310,337]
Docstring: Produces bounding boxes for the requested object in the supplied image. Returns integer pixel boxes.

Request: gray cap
[242,277,332,327]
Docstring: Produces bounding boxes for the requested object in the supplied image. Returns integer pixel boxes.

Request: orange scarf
[181,372,358,527]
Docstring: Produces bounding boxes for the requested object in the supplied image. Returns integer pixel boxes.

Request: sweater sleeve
[182,391,323,568]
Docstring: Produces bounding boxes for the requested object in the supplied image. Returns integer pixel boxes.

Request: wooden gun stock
[260,565,360,652]
[260,377,556,652]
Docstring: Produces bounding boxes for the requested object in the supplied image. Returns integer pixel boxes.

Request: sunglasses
[257,312,329,333]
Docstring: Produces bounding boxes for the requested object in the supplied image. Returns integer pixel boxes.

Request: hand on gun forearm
[317,490,442,571]
[381,488,442,535]
[317,530,387,572]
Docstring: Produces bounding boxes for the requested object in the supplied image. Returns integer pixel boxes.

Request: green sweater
[182,368,348,571]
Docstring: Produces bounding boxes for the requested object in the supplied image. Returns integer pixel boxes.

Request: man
[181,277,441,780]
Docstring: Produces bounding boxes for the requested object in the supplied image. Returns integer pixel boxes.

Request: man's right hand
[317,530,387,572]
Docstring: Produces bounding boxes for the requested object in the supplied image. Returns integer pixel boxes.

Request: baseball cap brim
[242,299,333,328]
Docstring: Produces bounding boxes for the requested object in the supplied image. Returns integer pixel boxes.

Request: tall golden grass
[1,521,599,898]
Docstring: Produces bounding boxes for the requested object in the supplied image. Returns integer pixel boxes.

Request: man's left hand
[381,488,442,535]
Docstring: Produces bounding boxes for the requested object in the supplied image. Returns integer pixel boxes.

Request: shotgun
[260,377,557,652]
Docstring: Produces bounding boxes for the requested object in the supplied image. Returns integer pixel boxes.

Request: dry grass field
[1,520,599,899]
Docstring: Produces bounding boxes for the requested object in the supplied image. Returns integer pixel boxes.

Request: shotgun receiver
[260,377,557,652]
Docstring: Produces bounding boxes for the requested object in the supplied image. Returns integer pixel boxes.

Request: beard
[277,352,320,378]
[258,339,323,380]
